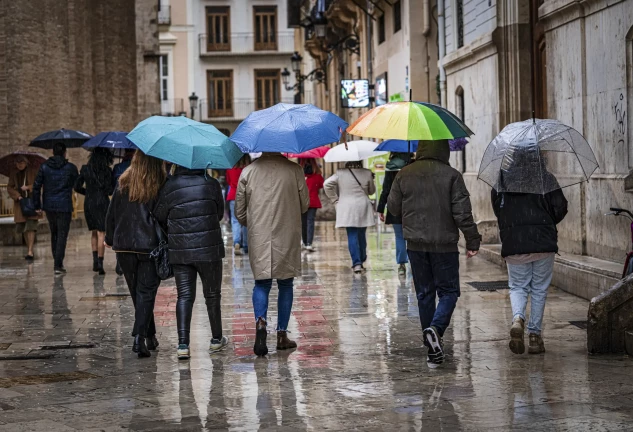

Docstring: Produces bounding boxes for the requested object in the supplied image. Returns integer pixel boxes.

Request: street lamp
[290,52,302,74]
[281,68,291,88]
[188,92,199,119]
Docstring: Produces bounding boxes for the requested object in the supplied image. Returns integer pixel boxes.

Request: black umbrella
[29,128,93,150]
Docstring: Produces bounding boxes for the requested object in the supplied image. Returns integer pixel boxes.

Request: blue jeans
[507,255,555,335]
[393,224,408,264]
[253,278,294,331]
[408,250,460,336]
[301,208,317,246]
[229,201,248,250]
[346,227,367,266]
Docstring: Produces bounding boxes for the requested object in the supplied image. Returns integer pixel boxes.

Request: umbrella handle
[340,127,348,151]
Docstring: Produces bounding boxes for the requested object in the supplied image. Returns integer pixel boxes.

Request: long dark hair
[87,148,113,186]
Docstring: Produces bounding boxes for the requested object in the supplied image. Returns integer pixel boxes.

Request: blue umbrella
[30,128,93,149]
[375,138,469,152]
[230,103,348,153]
[82,132,137,150]
[127,116,243,169]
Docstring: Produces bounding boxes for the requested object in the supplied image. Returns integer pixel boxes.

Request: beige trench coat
[324,168,376,228]
[235,154,310,280]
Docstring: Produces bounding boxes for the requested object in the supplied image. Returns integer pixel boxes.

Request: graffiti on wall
[614,93,627,146]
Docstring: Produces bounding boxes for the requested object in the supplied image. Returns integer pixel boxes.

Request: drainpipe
[423,0,431,36]
[366,1,373,93]
[438,0,447,107]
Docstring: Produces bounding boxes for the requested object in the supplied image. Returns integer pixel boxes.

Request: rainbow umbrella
[347,101,473,141]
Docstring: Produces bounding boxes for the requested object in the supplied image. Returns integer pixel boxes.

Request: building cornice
[159,32,178,45]
[539,0,625,31]
[440,31,497,75]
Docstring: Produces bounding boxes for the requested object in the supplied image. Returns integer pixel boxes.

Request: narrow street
[0,223,630,431]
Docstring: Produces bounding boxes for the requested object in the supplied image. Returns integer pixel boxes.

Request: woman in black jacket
[105,151,166,358]
[154,165,226,360]
[75,147,114,275]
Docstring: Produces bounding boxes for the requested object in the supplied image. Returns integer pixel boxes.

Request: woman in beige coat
[324,161,376,273]
[7,156,41,261]
[235,153,309,356]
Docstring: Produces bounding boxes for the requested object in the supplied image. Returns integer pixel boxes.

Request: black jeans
[301,208,317,246]
[46,211,72,268]
[408,250,460,336]
[117,253,160,337]
[173,261,223,344]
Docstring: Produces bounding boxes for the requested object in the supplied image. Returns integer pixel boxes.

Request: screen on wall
[341,79,370,108]
[375,73,388,106]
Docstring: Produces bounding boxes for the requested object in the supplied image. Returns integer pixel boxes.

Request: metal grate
[569,321,588,330]
[466,281,509,291]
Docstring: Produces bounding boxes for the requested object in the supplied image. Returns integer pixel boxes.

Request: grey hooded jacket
[387,140,481,253]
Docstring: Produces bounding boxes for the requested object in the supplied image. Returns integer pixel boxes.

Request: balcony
[160,98,185,116]
[196,98,294,122]
[158,4,171,25]
[198,32,295,56]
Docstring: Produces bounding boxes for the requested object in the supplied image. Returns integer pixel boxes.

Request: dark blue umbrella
[29,128,93,149]
[82,131,137,150]
[375,137,469,152]
[230,103,348,153]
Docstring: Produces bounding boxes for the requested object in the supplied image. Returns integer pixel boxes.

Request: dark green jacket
[387,141,481,252]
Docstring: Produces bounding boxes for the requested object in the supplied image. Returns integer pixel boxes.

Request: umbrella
[285,145,331,159]
[230,103,348,153]
[82,132,137,150]
[0,151,47,177]
[347,101,473,141]
[478,119,599,194]
[127,116,243,169]
[29,128,93,149]
[323,140,387,163]
[375,138,469,153]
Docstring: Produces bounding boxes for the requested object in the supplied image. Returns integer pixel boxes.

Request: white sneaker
[353,265,363,274]
[210,336,229,352]
[398,264,406,276]
[306,244,315,252]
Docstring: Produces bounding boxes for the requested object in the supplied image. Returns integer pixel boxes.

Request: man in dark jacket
[33,142,79,274]
[492,175,568,356]
[388,140,481,367]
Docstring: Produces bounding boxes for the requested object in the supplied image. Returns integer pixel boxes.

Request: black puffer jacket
[492,188,568,257]
[105,188,160,253]
[154,167,225,264]
[32,156,79,213]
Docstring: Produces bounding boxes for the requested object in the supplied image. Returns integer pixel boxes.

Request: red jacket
[225,168,243,201]
[305,173,324,208]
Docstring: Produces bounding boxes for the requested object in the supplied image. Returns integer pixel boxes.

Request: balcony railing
[196,98,294,121]
[0,185,13,217]
[158,4,171,25]
[160,98,185,116]
[199,32,295,56]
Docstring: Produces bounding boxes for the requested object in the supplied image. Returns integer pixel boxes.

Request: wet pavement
[0,222,632,431]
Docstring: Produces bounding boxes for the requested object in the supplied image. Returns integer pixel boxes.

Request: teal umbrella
[127,116,243,169]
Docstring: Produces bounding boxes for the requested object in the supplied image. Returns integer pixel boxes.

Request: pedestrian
[32,142,80,275]
[74,147,114,275]
[7,155,41,262]
[491,160,568,355]
[111,148,135,275]
[387,140,481,367]
[324,161,376,274]
[235,153,309,356]
[377,152,411,276]
[226,155,250,255]
[105,151,165,358]
[154,164,227,360]
[299,158,324,252]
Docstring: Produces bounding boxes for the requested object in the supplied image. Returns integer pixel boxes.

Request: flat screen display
[375,73,387,106]
[341,79,370,108]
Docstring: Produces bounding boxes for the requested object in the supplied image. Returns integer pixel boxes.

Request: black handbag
[149,211,173,280]
[19,177,38,218]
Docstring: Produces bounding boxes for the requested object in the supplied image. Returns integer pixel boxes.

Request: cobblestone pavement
[0,222,632,431]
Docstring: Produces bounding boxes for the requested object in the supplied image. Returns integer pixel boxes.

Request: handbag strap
[147,206,168,242]
[21,172,29,197]
[348,168,371,199]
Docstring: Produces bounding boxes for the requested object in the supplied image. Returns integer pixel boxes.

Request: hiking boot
[353,265,363,274]
[210,336,229,352]
[177,344,190,360]
[509,316,525,354]
[146,335,159,351]
[528,333,545,354]
[423,326,444,366]
[276,331,297,350]
[253,318,268,357]
[234,243,243,256]
[398,264,406,276]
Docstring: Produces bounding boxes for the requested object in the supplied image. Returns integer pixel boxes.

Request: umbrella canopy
[29,128,93,149]
[347,101,473,141]
[230,103,348,153]
[286,145,331,159]
[127,116,243,169]
[0,151,47,177]
[323,140,387,163]
[478,119,599,194]
[82,132,137,150]
[375,137,469,153]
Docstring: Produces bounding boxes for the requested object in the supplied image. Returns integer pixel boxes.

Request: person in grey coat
[324,161,376,273]
[388,140,481,368]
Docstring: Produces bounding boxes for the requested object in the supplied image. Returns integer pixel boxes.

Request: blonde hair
[118,152,166,203]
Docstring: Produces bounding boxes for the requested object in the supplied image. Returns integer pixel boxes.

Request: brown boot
[276,331,297,350]
[253,318,268,356]
[528,333,545,354]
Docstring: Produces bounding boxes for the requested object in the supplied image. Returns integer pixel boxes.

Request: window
[206,6,230,52]
[377,14,385,44]
[255,69,280,110]
[456,86,466,173]
[207,70,233,117]
[456,0,464,48]
[393,1,402,33]
[159,55,168,101]
[254,6,277,51]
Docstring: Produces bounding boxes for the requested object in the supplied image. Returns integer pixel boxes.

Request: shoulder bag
[148,209,173,280]
[19,175,38,218]
[348,168,375,210]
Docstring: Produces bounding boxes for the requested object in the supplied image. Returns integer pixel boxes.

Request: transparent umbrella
[478,119,598,194]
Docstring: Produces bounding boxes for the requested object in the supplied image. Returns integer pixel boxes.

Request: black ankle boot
[98,257,105,275]
[146,335,159,350]
[132,336,139,353]
[135,335,150,358]
[92,252,99,272]
[253,318,268,357]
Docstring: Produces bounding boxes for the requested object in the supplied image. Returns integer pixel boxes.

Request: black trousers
[117,253,160,337]
[46,211,72,268]
[173,261,223,344]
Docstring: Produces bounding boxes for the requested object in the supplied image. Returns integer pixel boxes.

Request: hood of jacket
[46,155,68,170]
[415,140,450,164]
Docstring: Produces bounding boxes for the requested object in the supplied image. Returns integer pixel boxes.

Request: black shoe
[146,335,159,351]
[423,326,445,366]
[132,337,139,353]
[135,335,150,358]
[25,255,34,262]
[115,262,123,276]
[54,267,67,275]
[253,318,268,357]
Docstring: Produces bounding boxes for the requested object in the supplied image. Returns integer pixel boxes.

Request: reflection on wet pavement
[0,222,631,431]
